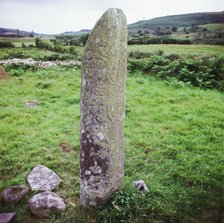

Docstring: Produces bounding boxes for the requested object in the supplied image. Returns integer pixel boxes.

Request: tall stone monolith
[80,8,127,207]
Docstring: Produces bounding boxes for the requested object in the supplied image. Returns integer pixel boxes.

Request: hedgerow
[128,52,224,91]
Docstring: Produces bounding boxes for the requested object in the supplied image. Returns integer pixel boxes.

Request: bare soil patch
[0,67,9,80]
[60,142,74,153]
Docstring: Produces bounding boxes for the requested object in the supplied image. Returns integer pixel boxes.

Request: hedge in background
[128,52,224,91]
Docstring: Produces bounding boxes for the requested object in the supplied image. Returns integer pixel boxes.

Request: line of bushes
[0,41,15,48]
[4,63,38,76]
[128,37,191,45]
[35,38,80,57]
[1,50,80,61]
[128,51,224,91]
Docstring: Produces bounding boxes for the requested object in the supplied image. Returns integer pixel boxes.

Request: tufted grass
[0,67,223,222]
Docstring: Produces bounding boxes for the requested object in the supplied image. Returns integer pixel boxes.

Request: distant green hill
[60,29,91,36]
[128,11,224,45]
[0,27,37,37]
[128,11,224,32]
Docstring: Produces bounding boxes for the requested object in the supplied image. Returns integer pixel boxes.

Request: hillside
[60,29,91,36]
[128,11,224,33]
[0,27,91,37]
[128,11,224,45]
[0,28,36,37]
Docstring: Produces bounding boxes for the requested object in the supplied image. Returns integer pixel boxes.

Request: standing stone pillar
[80,8,127,206]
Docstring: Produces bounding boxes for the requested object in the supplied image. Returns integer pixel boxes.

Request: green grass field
[0,64,223,222]
[128,44,224,56]
[0,47,55,60]
[0,37,36,47]
[198,23,224,31]
[1,44,224,61]
[0,47,84,61]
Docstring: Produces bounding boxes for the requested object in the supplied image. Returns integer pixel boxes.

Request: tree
[35,37,53,51]
[171,26,178,32]
[22,43,26,48]
[80,34,89,46]
[54,44,65,53]
[69,38,80,46]
[137,30,142,34]
[16,29,20,37]
[29,30,34,37]
[35,37,41,47]
[190,24,197,32]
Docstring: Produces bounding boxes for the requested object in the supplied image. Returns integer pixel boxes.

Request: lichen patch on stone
[29,191,66,218]
[27,165,61,191]
[97,132,104,140]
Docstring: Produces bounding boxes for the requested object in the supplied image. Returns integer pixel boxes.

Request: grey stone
[80,8,127,206]
[133,180,149,193]
[2,185,29,203]
[0,212,16,223]
[25,100,39,107]
[29,191,66,218]
[27,165,61,191]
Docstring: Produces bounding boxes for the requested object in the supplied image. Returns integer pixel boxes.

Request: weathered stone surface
[0,212,16,223]
[133,180,149,193]
[80,8,127,206]
[27,165,61,191]
[29,191,66,218]
[2,185,29,203]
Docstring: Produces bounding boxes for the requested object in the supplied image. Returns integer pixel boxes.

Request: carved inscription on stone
[80,8,127,206]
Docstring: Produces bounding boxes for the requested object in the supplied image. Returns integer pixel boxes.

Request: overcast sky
[0,0,223,34]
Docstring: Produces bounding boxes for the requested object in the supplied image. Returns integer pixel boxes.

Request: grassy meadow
[0,37,36,47]
[198,23,224,31]
[1,43,224,62]
[128,44,224,56]
[0,44,224,222]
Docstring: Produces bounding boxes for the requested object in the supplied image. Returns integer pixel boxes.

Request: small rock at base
[25,100,39,107]
[0,212,16,223]
[29,191,66,218]
[133,180,149,193]
[2,185,29,203]
[27,164,61,191]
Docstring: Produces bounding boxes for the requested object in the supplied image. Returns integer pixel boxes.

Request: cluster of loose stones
[0,165,65,222]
